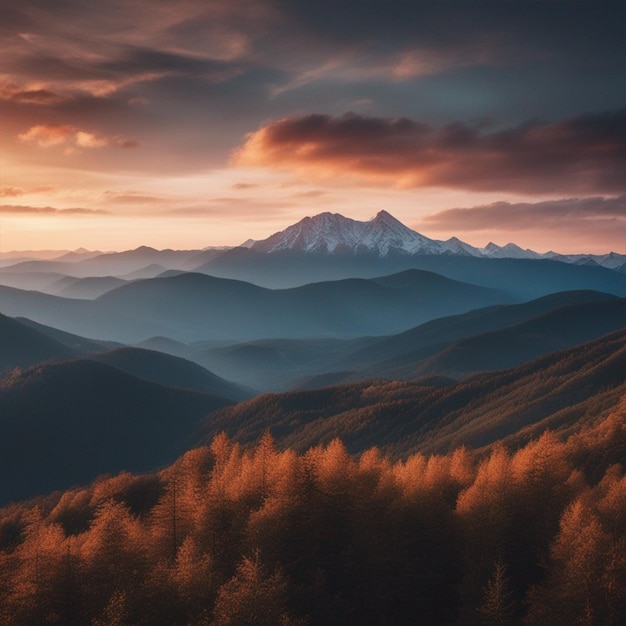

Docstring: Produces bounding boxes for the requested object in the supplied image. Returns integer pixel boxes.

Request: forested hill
[0,399,624,625]
[200,327,626,457]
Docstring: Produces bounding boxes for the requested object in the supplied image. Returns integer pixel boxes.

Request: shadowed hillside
[0,313,75,372]
[355,295,626,380]
[0,360,232,504]
[187,291,622,391]
[90,347,253,401]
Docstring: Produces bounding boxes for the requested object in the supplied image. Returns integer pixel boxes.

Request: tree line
[0,402,625,625]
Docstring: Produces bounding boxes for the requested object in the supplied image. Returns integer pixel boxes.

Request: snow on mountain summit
[243,210,607,263]
[248,210,452,256]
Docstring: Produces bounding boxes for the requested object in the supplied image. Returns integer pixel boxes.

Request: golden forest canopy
[0,399,625,626]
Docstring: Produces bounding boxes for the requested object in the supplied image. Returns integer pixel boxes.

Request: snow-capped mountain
[480,242,542,260]
[248,210,474,257]
[244,210,626,268]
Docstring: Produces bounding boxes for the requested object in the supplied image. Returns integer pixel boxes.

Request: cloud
[234,109,626,194]
[0,204,108,215]
[118,139,140,149]
[0,82,67,105]
[0,186,56,198]
[423,196,626,231]
[18,123,75,147]
[75,130,108,148]
[102,191,165,205]
[18,124,138,150]
[0,188,26,198]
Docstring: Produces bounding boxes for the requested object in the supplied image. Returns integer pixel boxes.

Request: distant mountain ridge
[0,270,510,342]
[243,210,626,267]
[2,212,625,281]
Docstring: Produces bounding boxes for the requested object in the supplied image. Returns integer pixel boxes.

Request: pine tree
[478,559,516,626]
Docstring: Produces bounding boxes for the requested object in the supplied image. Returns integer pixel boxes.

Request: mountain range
[1,209,625,507]
[2,211,625,285]
[190,291,626,391]
[0,269,510,342]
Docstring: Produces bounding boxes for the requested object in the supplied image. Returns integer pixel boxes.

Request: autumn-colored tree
[79,500,145,620]
[0,425,624,626]
[478,559,516,626]
[211,552,304,626]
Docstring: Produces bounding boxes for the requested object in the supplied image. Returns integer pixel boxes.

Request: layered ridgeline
[191,291,626,390]
[0,313,251,401]
[0,313,253,504]
[199,327,626,458]
[2,211,625,293]
[0,270,510,343]
[3,322,625,505]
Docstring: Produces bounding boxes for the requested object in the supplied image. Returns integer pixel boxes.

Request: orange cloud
[18,123,75,147]
[0,186,56,198]
[423,197,626,230]
[75,131,109,148]
[18,124,138,150]
[0,82,66,105]
[0,204,108,215]
[0,187,26,198]
[234,110,626,194]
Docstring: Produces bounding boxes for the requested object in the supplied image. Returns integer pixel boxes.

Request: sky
[1,0,625,254]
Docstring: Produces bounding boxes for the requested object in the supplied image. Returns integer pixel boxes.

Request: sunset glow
[1,1,624,253]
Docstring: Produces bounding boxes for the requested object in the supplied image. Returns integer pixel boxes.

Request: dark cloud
[0,204,108,215]
[235,109,626,194]
[0,84,67,105]
[0,0,623,187]
[423,196,626,231]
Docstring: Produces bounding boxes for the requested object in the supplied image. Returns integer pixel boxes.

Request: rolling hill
[371,296,626,380]
[90,347,253,401]
[1,316,251,402]
[344,293,626,381]
[0,269,510,342]
[194,247,626,296]
[51,275,128,299]
[187,291,621,391]
[0,312,76,372]
[200,327,626,458]
[0,359,232,504]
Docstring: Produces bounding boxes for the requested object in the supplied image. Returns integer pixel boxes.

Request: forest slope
[202,328,626,457]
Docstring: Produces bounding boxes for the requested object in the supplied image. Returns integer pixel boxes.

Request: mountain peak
[245,210,548,260]
[248,211,461,256]
[373,209,398,223]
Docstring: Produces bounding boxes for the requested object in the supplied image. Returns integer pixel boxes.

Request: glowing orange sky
[1,1,624,254]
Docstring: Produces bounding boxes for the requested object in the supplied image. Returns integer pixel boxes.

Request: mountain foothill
[1,211,625,625]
